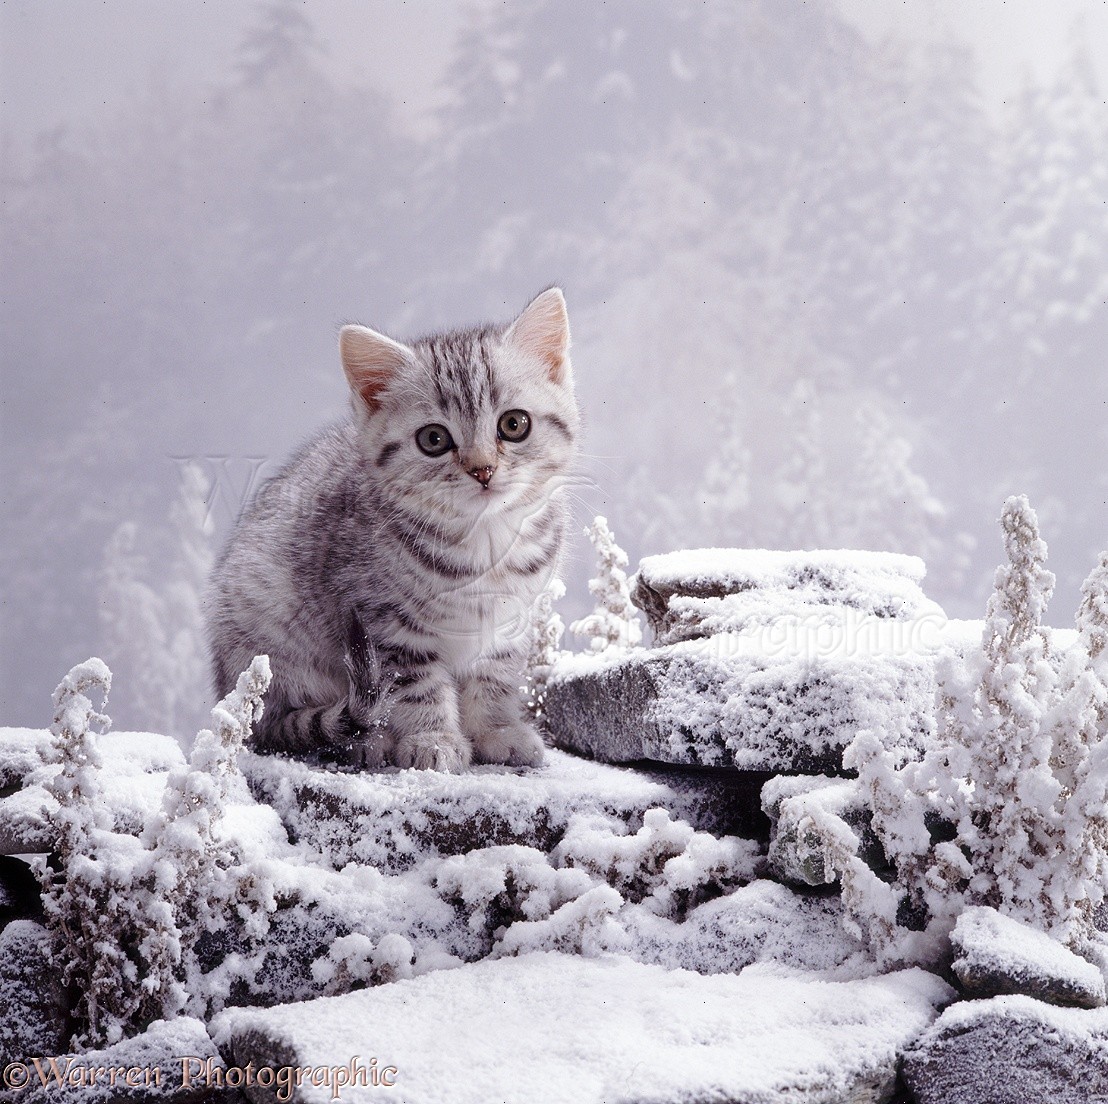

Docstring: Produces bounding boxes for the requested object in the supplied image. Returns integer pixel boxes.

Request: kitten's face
[341,289,579,523]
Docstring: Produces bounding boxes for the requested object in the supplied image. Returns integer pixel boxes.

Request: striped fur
[206,290,579,771]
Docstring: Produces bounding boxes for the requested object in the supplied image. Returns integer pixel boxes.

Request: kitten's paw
[472,722,546,768]
[393,729,472,773]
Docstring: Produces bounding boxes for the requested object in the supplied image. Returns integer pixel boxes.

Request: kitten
[206,289,578,771]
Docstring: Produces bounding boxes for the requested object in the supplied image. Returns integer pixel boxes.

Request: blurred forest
[2,0,1106,734]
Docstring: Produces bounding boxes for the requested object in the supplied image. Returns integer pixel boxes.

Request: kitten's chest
[418,521,546,667]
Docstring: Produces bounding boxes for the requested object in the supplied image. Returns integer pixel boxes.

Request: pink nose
[468,465,495,489]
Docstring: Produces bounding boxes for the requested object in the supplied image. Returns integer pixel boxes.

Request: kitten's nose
[467,465,496,489]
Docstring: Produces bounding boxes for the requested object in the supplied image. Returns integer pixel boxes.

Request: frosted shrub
[143,656,273,1015]
[841,497,1108,962]
[1044,553,1108,941]
[570,516,643,653]
[41,658,179,1047]
[523,578,567,721]
[41,655,273,1046]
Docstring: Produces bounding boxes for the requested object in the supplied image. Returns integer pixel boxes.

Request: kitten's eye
[415,424,454,456]
[497,409,531,442]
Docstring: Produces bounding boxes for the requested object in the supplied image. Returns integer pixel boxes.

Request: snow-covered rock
[631,548,941,646]
[220,952,953,1104]
[951,906,1107,1009]
[544,623,942,773]
[0,921,68,1071]
[19,1016,232,1104]
[240,747,760,872]
[902,995,1108,1104]
[761,775,885,887]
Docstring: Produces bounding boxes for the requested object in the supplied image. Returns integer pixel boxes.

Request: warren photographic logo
[3,1054,398,1101]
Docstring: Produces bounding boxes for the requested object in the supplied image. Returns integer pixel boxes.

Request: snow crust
[220,952,953,1104]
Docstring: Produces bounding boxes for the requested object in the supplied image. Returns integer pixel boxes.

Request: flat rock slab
[223,952,952,1104]
[240,747,762,872]
[631,548,939,646]
[544,629,942,774]
[951,905,1107,1008]
[902,994,1108,1104]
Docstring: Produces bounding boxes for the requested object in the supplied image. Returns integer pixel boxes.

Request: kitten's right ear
[340,325,412,412]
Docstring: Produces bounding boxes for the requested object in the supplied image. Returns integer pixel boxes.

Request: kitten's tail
[344,608,395,736]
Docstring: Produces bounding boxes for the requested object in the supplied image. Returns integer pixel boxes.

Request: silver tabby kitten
[207,288,578,771]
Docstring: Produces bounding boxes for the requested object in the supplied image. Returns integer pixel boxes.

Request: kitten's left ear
[504,287,572,386]
[340,325,413,412]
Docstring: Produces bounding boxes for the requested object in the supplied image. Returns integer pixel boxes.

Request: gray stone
[630,548,937,646]
[0,921,69,1071]
[544,638,935,774]
[240,746,763,873]
[18,1017,237,1104]
[951,906,1107,1009]
[0,855,43,925]
[761,776,886,887]
[902,995,1108,1104]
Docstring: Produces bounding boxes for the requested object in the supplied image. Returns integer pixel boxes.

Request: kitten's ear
[504,287,572,386]
[340,325,412,412]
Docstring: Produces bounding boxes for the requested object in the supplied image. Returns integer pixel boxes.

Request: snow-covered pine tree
[570,517,642,654]
[99,462,215,740]
[524,579,567,721]
[163,461,216,744]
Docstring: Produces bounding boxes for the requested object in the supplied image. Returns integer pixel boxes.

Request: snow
[219,952,953,1104]
[951,905,1107,1008]
[634,548,929,594]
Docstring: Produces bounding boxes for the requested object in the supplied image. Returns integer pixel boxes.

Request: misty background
[2,0,1106,739]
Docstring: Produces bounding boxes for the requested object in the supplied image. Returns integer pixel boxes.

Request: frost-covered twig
[524,579,567,720]
[570,516,642,653]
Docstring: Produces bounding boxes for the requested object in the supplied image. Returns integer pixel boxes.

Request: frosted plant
[957,495,1058,926]
[553,808,760,920]
[840,499,1108,962]
[41,656,273,1045]
[570,516,642,653]
[142,655,273,1016]
[40,658,177,1047]
[1041,553,1108,943]
[523,579,567,720]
